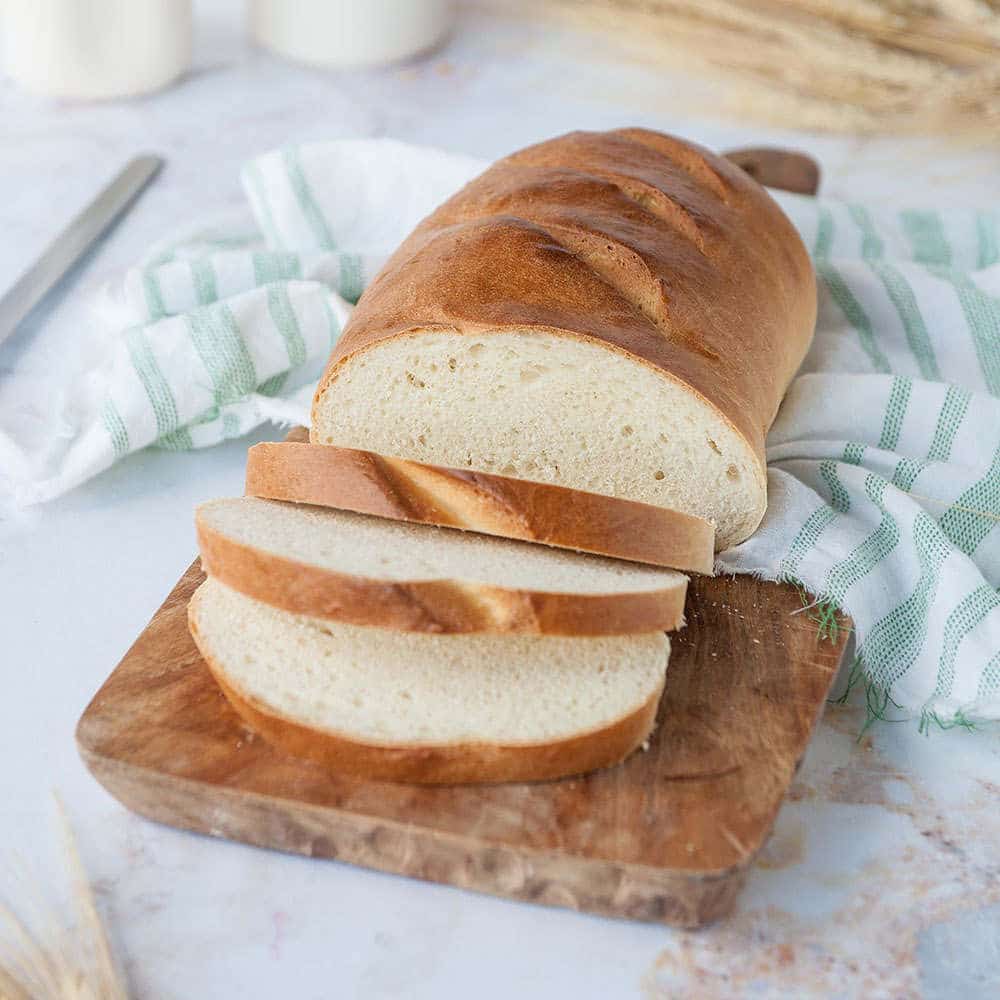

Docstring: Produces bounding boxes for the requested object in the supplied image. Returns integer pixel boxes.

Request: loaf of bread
[197,497,688,635]
[190,579,669,784]
[311,128,815,549]
[245,437,714,572]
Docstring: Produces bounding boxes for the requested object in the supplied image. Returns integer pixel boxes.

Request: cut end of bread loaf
[312,331,765,549]
[196,497,688,635]
[189,578,669,784]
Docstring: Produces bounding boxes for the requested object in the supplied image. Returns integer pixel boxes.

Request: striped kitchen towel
[719,195,1000,728]
[0,140,479,506]
[1,138,996,726]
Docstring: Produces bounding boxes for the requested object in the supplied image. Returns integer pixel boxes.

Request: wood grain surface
[77,562,850,927]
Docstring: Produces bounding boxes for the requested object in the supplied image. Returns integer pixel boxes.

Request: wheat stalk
[533,0,1000,136]
[0,801,128,1000]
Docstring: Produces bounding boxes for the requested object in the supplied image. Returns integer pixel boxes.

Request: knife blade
[0,154,164,347]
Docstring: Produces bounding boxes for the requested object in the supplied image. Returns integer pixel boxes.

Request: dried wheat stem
[0,800,128,1000]
[534,0,1000,136]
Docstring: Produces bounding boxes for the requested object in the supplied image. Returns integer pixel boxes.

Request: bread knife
[0,154,164,347]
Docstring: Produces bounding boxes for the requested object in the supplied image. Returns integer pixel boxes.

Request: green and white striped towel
[719,196,1000,728]
[1,138,997,726]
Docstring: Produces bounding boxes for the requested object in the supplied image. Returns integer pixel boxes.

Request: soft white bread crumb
[313,331,765,549]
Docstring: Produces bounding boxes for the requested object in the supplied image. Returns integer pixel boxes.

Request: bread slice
[189,578,669,784]
[196,497,688,635]
[311,129,816,550]
[245,437,714,573]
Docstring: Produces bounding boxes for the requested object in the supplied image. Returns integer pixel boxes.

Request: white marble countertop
[2,2,999,997]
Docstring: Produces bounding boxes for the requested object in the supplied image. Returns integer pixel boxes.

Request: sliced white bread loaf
[189,578,670,784]
[196,497,688,635]
[311,129,816,550]
[245,437,715,573]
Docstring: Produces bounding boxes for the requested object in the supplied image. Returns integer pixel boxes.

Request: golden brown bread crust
[188,588,664,784]
[196,514,688,635]
[313,127,816,481]
[245,438,714,573]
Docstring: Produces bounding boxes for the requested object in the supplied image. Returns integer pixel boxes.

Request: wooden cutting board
[77,561,850,928]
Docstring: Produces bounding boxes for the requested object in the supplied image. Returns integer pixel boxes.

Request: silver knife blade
[0,154,164,347]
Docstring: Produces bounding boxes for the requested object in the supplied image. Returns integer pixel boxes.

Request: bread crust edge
[245,440,715,573]
[195,506,689,636]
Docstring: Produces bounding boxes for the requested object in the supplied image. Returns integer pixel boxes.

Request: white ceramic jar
[249,0,455,70]
[1,0,192,100]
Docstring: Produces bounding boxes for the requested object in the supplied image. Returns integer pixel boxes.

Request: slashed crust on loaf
[312,128,816,548]
[245,435,714,572]
[196,498,688,636]
[189,579,668,784]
